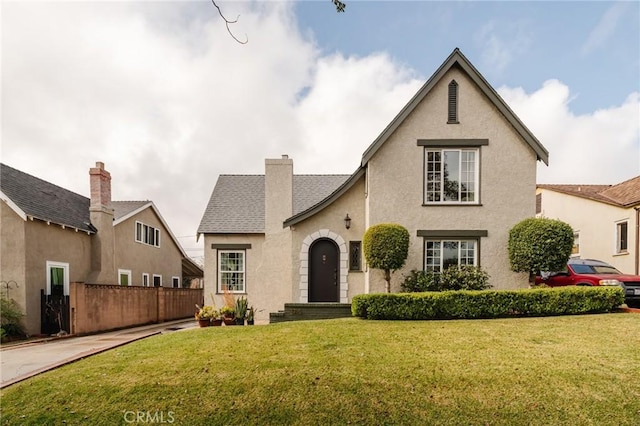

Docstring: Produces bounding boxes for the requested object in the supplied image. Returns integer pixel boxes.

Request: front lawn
[1,314,639,425]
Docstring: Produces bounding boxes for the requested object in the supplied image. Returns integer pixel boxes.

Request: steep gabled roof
[0,163,94,233]
[283,48,549,229]
[197,174,351,234]
[361,48,549,166]
[538,175,640,208]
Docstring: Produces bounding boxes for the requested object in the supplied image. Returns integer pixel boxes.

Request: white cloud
[475,20,531,76]
[582,2,630,55]
[2,2,638,263]
[499,80,640,184]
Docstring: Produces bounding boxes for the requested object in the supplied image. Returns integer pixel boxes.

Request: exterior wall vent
[448,80,459,124]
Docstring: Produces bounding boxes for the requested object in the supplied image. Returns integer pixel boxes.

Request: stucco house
[198,48,549,323]
[0,161,203,335]
[537,176,640,274]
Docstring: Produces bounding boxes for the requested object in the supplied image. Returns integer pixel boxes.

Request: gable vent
[448,80,459,124]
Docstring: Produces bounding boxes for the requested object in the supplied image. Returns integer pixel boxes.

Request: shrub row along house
[198,48,549,323]
[537,176,640,274]
[0,162,203,335]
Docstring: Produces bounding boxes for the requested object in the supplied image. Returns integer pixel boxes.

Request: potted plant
[195,305,218,327]
[235,296,248,325]
[246,306,255,325]
[220,306,236,325]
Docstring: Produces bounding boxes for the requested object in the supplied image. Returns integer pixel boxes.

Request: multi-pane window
[349,241,362,271]
[616,221,628,253]
[135,221,160,248]
[425,240,477,273]
[425,149,478,203]
[218,250,245,293]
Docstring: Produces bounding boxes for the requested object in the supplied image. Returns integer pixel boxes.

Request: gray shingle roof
[112,200,150,220]
[198,174,350,234]
[1,163,94,233]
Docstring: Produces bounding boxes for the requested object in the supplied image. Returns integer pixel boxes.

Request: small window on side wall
[447,80,459,124]
[616,221,628,254]
[349,241,362,271]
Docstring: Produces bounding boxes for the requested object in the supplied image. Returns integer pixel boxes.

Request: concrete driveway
[0,319,196,388]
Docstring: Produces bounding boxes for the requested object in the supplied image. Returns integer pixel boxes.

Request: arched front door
[309,238,339,302]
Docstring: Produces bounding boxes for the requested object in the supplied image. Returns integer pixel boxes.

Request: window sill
[613,251,629,257]
[422,203,482,207]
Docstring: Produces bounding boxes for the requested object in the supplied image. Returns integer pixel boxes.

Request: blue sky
[2,1,639,262]
[295,1,639,115]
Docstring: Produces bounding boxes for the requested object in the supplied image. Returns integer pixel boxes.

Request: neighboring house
[0,162,203,335]
[198,48,549,322]
[537,176,640,274]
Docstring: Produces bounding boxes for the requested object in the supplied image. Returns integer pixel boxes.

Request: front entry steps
[269,303,352,324]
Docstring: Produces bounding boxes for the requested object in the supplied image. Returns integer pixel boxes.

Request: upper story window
[447,80,459,124]
[424,148,479,204]
[616,221,628,254]
[218,250,245,293]
[135,221,160,248]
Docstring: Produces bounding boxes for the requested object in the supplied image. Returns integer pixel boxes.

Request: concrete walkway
[0,318,196,389]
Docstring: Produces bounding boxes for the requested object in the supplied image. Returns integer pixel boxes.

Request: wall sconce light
[344,213,351,230]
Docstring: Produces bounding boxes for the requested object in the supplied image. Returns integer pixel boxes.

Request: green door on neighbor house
[309,239,339,302]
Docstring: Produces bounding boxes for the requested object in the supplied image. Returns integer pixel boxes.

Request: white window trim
[46,261,69,296]
[172,276,180,288]
[142,273,150,287]
[217,250,246,294]
[571,231,580,258]
[424,239,478,272]
[153,274,162,287]
[424,148,480,205]
[135,221,161,248]
[614,220,629,255]
[118,269,132,286]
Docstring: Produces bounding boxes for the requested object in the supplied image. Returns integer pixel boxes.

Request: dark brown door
[309,239,339,302]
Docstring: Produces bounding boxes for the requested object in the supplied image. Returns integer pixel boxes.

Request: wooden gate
[41,290,70,335]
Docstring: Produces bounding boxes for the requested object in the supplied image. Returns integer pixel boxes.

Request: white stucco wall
[291,176,367,303]
[366,67,536,291]
[537,188,638,274]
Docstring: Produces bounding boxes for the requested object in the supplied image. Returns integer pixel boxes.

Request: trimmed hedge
[352,286,624,320]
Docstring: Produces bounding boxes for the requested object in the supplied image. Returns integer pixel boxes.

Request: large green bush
[1,296,26,340]
[508,217,574,283]
[352,286,624,320]
[401,266,491,292]
[363,223,409,293]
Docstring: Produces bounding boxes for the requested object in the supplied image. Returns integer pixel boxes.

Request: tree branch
[332,0,346,13]
[211,0,248,45]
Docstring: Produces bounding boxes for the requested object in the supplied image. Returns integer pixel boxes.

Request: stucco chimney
[88,161,116,284]
[265,155,293,234]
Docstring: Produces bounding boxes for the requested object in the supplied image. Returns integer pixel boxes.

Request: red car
[536,258,640,308]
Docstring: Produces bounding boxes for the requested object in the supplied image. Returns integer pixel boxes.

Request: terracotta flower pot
[197,318,211,327]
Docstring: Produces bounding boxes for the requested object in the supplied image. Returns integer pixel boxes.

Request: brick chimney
[88,162,116,284]
[90,161,112,211]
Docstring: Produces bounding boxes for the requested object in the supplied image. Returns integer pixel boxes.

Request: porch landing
[269,303,352,324]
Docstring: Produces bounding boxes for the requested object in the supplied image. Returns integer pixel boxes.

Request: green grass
[2,314,639,425]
